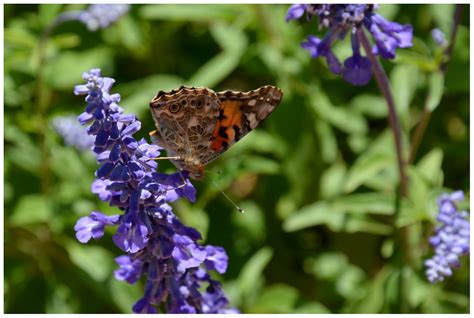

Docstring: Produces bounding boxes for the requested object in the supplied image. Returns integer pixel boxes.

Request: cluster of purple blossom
[73,69,235,313]
[286,4,413,85]
[51,115,95,151]
[425,191,470,283]
[51,4,130,32]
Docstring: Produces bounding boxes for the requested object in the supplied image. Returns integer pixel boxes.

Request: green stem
[36,23,55,194]
[357,29,407,196]
[357,28,409,313]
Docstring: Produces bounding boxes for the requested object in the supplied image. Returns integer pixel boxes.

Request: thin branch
[409,4,463,163]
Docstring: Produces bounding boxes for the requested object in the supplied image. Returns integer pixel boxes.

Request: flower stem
[358,28,409,313]
[409,4,463,163]
[36,27,53,193]
[357,29,407,196]
[440,4,463,73]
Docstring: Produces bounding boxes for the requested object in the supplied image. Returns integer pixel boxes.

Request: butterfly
[149,85,283,180]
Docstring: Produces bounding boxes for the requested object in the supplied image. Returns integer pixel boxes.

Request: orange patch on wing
[210,100,242,152]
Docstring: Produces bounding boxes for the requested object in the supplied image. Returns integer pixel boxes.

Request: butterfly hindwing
[202,85,283,164]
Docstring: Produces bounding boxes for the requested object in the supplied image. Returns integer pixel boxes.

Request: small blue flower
[53,4,130,32]
[78,4,130,31]
[286,4,308,22]
[114,255,144,284]
[425,190,470,283]
[287,4,413,85]
[51,115,95,151]
[431,28,448,47]
[73,68,235,313]
[74,211,120,243]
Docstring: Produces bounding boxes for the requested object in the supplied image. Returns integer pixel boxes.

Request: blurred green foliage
[4,4,469,313]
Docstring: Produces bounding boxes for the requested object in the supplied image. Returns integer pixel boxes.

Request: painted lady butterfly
[149,85,283,180]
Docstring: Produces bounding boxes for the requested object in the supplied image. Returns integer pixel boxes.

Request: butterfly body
[150,85,283,179]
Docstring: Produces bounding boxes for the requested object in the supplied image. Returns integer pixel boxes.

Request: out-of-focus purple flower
[73,68,235,313]
[425,190,470,283]
[287,4,413,85]
[431,28,448,47]
[286,4,308,21]
[78,4,130,31]
[51,4,130,32]
[51,115,95,151]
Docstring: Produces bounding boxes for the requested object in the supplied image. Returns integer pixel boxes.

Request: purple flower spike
[73,68,235,313]
[287,4,413,85]
[425,190,470,283]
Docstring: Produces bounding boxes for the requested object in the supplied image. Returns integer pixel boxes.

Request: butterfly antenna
[209,177,244,214]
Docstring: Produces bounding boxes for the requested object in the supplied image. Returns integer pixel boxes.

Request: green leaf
[67,241,115,282]
[118,74,184,118]
[39,4,63,27]
[344,152,393,193]
[252,284,298,313]
[396,168,429,226]
[319,160,347,199]
[331,192,395,216]
[344,130,396,192]
[336,266,367,299]
[308,253,348,279]
[390,64,419,115]
[188,23,247,87]
[140,4,246,22]
[51,33,81,49]
[350,266,392,313]
[315,119,338,163]
[283,201,345,232]
[238,247,273,301]
[10,195,52,225]
[294,302,330,314]
[426,71,445,111]
[344,217,393,235]
[429,4,455,34]
[231,201,266,243]
[4,27,37,49]
[416,147,444,186]
[44,47,113,89]
[175,202,209,239]
[4,124,42,173]
[189,51,241,88]
[310,93,368,135]
[243,155,280,174]
[350,94,388,118]
[109,278,143,313]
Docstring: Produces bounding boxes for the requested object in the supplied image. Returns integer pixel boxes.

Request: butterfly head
[172,156,205,180]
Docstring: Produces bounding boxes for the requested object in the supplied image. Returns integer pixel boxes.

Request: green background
[4,4,470,313]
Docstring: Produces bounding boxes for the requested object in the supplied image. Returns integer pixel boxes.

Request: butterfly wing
[200,85,283,165]
[149,86,221,171]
